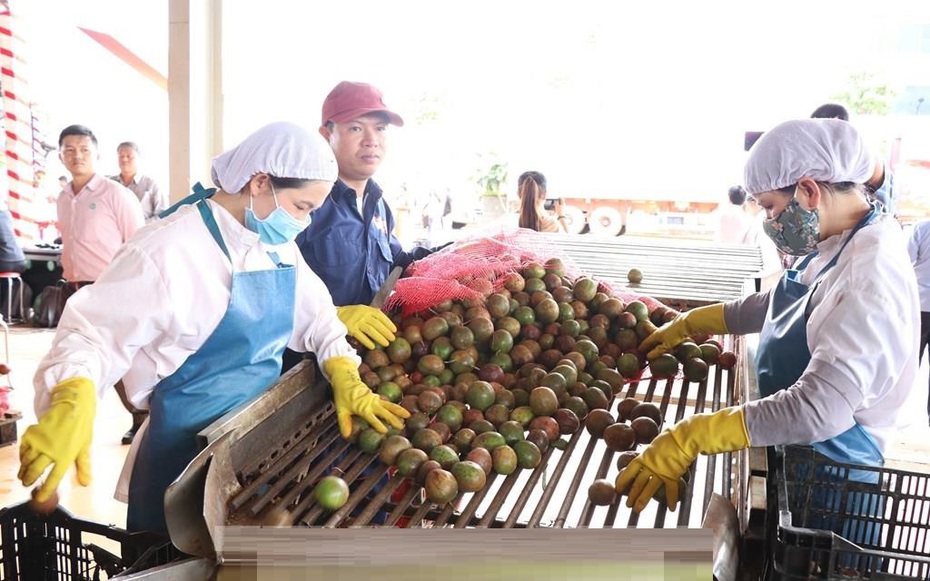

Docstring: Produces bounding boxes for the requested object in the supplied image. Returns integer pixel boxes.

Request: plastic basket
[0,501,185,580]
[768,445,930,580]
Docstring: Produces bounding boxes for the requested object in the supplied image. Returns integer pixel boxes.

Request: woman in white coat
[618,119,921,523]
[18,122,409,534]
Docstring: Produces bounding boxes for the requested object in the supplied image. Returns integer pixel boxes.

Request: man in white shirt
[109,142,167,223]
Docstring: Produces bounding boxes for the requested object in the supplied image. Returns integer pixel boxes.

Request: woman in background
[517,170,567,233]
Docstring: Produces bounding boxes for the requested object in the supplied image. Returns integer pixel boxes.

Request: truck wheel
[561,205,586,234]
[588,207,626,236]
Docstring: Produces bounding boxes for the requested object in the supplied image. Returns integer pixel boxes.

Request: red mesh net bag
[384,227,582,317]
[383,226,672,318]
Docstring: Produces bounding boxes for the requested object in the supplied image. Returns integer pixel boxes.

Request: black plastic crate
[0,501,185,580]
[768,445,930,580]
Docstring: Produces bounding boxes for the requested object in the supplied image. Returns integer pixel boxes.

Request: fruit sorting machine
[63,236,770,579]
[156,335,747,567]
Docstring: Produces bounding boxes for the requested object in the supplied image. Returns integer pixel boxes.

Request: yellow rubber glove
[615,407,750,513]
[336,305,397,350]
[18,378,97,502]
[639,303,729,361]
[323,356,410,438]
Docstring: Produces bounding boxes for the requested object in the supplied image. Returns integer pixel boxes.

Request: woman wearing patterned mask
[18,122,408,534]
[618,119,921,524]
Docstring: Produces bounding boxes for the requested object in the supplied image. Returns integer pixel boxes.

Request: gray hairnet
[211,121,337,193]
[743,118,874,195]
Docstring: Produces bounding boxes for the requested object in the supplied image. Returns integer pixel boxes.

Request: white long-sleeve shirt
[34,198,360,414]
[725,215,922,454]
[907,220,930,312]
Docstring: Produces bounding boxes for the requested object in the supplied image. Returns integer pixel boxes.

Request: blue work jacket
[296,179,424,306]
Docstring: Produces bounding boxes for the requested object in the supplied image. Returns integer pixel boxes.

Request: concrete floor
[2,323,929,529]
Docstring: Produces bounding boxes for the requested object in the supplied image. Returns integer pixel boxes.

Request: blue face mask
[244,183,310,245]
[762,196,821,256]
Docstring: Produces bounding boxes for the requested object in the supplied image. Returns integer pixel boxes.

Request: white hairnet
[211,121,338,193]
[743,119,874,195]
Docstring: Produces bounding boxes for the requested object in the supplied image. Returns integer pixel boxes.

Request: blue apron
[756,204,885,554]
[127,194,296,533]
[755,203,884,469]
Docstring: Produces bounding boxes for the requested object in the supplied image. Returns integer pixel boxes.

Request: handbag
[32,280,67,328]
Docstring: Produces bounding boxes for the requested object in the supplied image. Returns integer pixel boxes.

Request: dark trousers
[921,311,930,419]
[60,280,94,304]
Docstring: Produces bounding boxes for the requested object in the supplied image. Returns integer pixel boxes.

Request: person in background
[109,142,167,223]
[18,122,409,535]
[57,124,147,446]
[286,81,438,373]
[517,170,567,233]
[0,202,29,320]
[421,189,448,247]
[810,103,849,121]
[618,120,920,528]
[907,219,930,423]
[713,185,755,245]
[57,125,145,293]
[810,103,896,217]
[0,204,27,274]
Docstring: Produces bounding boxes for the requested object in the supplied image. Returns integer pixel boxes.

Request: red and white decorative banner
[0,2,41,243]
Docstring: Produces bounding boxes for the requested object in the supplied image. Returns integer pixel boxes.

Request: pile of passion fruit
[341,258,736,509]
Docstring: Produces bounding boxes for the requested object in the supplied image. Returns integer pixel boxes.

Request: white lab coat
[32,199,360,501]
[743,216,923,453]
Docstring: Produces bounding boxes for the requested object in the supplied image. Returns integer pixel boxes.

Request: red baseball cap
[321,81,405,127]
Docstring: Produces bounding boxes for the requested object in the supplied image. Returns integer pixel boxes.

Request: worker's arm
[323,356,409,438]
[638,303,730,360]
[34,244,181,413]
[638,292,771,360]
[616,407,750,513]
[19,378,97,502]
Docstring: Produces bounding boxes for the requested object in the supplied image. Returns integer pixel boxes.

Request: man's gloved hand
[323,356,410,438]
[336,305,397,350]
[18,378,97,502]
[638,303,729,360]
[615,407,750,513]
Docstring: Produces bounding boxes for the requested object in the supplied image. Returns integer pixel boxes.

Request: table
[21,245,63,302]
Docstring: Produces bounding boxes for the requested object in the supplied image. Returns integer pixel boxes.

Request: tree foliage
[473,154,509,196]
[832,72,897,116]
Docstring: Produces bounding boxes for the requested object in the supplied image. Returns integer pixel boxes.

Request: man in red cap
[285,81,434,373]
[287,82,440,525]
